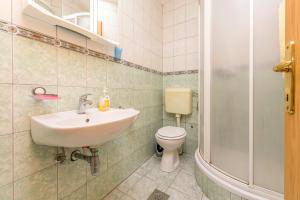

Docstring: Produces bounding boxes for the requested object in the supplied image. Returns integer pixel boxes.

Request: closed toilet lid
[157,126,186,139]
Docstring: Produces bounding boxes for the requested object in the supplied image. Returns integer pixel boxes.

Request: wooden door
[285,0,300,199]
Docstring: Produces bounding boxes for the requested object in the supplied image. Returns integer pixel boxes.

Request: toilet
[156,88,192,172]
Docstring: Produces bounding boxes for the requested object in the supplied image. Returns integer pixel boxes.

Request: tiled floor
[103,154,209,200]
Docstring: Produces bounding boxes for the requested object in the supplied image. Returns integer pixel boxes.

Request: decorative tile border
[0,20,198,76]
[163,70,199,76]
[0,20,10,32]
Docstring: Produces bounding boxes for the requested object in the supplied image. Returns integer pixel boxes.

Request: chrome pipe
[71,148,100,176]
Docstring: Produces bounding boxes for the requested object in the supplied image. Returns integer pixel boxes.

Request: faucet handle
[79,93,92,100]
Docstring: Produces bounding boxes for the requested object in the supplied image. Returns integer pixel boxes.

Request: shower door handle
[273,41,295,114]
[273,61,293,72]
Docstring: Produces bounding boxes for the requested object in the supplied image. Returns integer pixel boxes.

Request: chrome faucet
[78,94,93,114]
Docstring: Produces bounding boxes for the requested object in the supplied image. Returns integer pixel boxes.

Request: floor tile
[170,169,203,199]
[148,189,169,200]
[135,156,161,176]
[166,188,193,200]
[127,176,158,200]
[103,189,125,200]
[180,154,195,175]
[145,161,180,192]
[107,154,206,200]
[118,173,142,193]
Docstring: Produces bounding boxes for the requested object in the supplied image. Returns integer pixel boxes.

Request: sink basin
[31,108,140,147]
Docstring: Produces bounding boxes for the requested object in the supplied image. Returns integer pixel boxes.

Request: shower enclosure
[196,0,284,199]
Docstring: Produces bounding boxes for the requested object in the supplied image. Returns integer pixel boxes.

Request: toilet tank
[165,88,192,115]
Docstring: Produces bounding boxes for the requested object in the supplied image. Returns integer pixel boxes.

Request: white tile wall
[3,0,200,74]
[162,0,200,72]
[0,0,11,22]
[4,0,164,72]
[118,0,163,72]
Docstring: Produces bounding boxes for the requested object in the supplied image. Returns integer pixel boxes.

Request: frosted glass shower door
[199,0,204,157]
[198,0,284,194]
[210,0,250,182]
[253,0,284,193]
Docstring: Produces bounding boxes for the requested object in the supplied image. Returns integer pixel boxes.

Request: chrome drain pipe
[71,148,100,176]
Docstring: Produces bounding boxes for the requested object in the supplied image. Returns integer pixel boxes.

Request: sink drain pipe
[71,147,100,176]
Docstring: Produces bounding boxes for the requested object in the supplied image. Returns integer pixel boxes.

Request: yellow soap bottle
[104,88,110,110]
[98,98,106,112]
[98,87,110,112]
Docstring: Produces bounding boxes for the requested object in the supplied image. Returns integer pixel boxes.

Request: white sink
[31,108,140,147]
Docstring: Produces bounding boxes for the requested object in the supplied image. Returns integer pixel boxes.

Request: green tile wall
[0,30,163,200]
[163,73,199,155]
[194,162,247,200]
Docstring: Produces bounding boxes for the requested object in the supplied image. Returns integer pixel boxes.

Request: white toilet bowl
[155,126,186,172]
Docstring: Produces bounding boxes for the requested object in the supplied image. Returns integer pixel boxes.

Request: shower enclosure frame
[196,0,284,199]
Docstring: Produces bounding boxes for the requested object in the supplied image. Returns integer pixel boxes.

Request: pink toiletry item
[31,87,59,101]
[33,94,59,101]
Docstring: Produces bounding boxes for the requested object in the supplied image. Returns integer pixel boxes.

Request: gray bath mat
[147,189,169,200]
